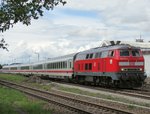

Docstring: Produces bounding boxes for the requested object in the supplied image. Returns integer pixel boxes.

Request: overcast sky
[0,0,150,64]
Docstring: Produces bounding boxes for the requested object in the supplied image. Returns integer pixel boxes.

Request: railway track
[0,79,132,114]
[52,80,150,100]
[117,88,150,100]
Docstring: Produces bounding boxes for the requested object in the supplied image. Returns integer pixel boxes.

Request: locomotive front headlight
[139,68,142,71]
[121,68,124,71]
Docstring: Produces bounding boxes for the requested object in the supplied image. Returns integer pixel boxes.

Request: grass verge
[0,73,27,83]
[0,85,52,114]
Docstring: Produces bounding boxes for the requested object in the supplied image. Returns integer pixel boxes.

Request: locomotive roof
[78,44,140,54]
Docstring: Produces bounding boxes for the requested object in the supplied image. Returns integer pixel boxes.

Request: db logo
[130,62,135,66]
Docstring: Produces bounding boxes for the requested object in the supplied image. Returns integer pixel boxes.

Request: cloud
[1,0,150,64]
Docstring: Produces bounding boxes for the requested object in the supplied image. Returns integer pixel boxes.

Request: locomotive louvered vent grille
[121,68,142,72]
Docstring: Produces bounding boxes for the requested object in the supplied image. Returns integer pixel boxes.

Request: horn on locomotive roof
[116,41,121,45]
[110,41,115,45]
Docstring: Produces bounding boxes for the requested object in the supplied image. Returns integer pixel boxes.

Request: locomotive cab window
[132,50,140,56]
[120,50,129,56]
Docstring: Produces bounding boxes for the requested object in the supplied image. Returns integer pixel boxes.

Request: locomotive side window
[108,50,114,57]
[95,52,102,58]
[86,54,89,59]
[120,50,129,56]
[90,54,93,58]
[86,53,93,59]
[132,50,140,56]
[101,51,108,58]
[95,53,99,58]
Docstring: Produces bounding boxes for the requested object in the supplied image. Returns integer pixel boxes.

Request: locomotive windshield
[119,49,140,57]
[120,50,129,56]
[131,50,140,56]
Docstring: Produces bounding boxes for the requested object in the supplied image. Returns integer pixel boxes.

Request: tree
[0,38,8,51]
[0,0,66,32]
[0,64,2,69]
[0,0,66,50]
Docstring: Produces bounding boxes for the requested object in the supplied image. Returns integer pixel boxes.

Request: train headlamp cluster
[121,68,142,71]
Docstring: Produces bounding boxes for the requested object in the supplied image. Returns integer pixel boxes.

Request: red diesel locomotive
[2,42,147,88]
[74,42,146,88]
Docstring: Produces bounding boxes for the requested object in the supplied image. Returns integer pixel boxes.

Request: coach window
[21,66,29,70]
[3,68,9,70]
[54,63,56,69]
[11,67,17,70]
[55,63,57,69]
[62,62,64,68]
[53,63,55,69]
[58,62,60,69]
[33,64,42,69]
[53,63,54,69]
[47,63,52,69]
[60,62,62,69]
[57,62,59,69]
[51,63,54,69]
[63,61,65,68]
[65,61,67,68]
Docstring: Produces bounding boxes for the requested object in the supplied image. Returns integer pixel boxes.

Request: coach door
[68,59,73,69]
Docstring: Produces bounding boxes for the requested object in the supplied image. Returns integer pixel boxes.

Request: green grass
[0,73,27,83]
[0,74,52,90]
[0,85,52,114]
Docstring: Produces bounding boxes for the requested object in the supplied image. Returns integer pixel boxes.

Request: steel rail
[53,81,150,100]
[0,79,132,114]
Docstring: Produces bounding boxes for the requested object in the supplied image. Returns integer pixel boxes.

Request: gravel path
[52,82,150,104]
